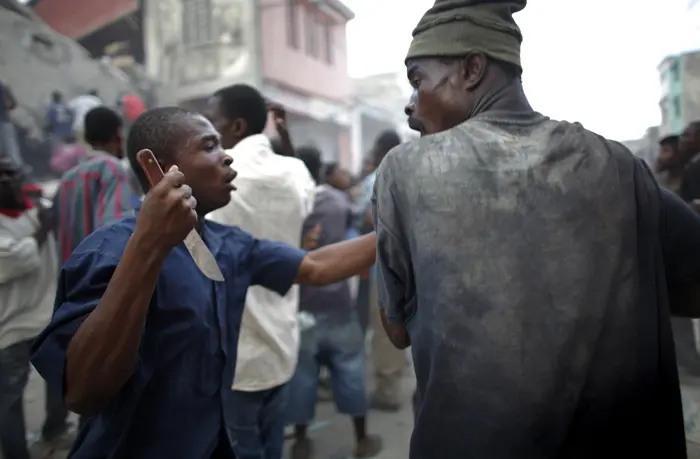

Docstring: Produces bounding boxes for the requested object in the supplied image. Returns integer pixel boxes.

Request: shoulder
[65,217,137,268]
[98,155,127,172]
[328,186,350,204]
[206,220,256,253]
[278,155,313,181]
[90,156,129,182]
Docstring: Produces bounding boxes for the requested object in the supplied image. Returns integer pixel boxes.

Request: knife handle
[136,149,165,189]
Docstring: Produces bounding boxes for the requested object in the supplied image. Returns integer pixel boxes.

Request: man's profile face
[166,114,237,215]
[680,124,700,157]
[206,96,237,150]
[658,144,677,170]
[404,57,471,136]
[0,160,23,208]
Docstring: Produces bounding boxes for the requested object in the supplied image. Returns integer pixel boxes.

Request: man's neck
[91,144,117,157]
[471,80,533,119]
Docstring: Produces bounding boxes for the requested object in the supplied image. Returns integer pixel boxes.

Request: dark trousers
[225,385,288,459]
[672,317,700,374]
[0,339,71,459]
[43,383,70,441]
[0,340,33,459]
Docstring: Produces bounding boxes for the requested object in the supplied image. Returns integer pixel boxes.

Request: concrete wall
[259,0,351,103]
[0,1,140,178]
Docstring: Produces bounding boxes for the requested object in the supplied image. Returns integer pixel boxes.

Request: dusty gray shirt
[372,111,690,458]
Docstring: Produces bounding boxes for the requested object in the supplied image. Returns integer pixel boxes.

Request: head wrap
[406,0,526,68]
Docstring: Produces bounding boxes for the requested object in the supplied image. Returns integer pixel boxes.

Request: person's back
[122,94,146,124]
[378,112,684,457]
[208,134,313,386]
[47,103,74,141]
[68,92,102,135]
[299,184,353,315]
[55,153,130,262]
[53,106,131,263]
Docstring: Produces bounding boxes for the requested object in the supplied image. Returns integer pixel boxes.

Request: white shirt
[207,134,315,391]
[0,209,58,350]
[67,95,102,132]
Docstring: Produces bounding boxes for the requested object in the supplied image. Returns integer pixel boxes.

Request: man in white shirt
[0,159,59,459]
[67,90,102,143]
[207,84,315,459]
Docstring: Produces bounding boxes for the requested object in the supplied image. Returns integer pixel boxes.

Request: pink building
[259,0,354,165]
[33,0,355,166]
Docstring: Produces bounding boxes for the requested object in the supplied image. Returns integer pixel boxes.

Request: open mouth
[225,170,238,190]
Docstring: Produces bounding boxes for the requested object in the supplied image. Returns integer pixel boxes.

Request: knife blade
[136,149,225,281]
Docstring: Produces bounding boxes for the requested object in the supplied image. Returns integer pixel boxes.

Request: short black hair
[84,106,122,145]
[297,146,322,183]
[660,135,680,148]
[51,91,62,102]
[214,84,268,137]
[324,162,339,179]
[126,106,194,192]
[374,130,401,164]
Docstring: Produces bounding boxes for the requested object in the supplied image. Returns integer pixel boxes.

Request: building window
[670,60,680,81]
[673,96,681,118]
[323,20,334,64]
[305,7,318,57]
[182,0,214,46]
[287,0,299,48]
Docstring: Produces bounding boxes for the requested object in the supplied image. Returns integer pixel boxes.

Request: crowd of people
[0,75,407,459]
[0,81,146,177]
[6,0,700,458]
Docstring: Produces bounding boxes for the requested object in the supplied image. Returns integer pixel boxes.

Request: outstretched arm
[295,232,376,285]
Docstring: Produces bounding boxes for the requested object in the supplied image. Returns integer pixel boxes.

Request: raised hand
[133,149,197,251]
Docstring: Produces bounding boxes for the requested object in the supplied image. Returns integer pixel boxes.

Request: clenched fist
[133,150,197,252]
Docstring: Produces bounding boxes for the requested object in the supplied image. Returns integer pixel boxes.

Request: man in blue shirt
[45,91,74,143]
[31,107,378,459]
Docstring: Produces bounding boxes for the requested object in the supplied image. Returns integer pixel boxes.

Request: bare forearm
[298,232,376,285]
[65,233,166,414]
[279,132,295,157]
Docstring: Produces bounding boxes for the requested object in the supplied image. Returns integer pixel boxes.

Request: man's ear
[232,118,247,138]
[461,52,487,91]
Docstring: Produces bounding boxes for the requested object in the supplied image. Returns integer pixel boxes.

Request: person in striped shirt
[52,106,134,264]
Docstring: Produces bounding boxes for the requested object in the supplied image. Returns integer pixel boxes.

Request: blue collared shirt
[31,216,306,459]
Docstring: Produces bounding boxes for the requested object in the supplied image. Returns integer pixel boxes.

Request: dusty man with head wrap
[372,1,698,457]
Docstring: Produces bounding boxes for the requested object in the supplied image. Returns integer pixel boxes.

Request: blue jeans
[225,385,288,459]
[286,311,367,424]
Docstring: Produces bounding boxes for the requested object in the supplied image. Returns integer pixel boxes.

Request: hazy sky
[345,0,700,141]
[19,0,698,140]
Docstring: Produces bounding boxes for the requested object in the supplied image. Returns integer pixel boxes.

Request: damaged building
[0,0,160,178]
